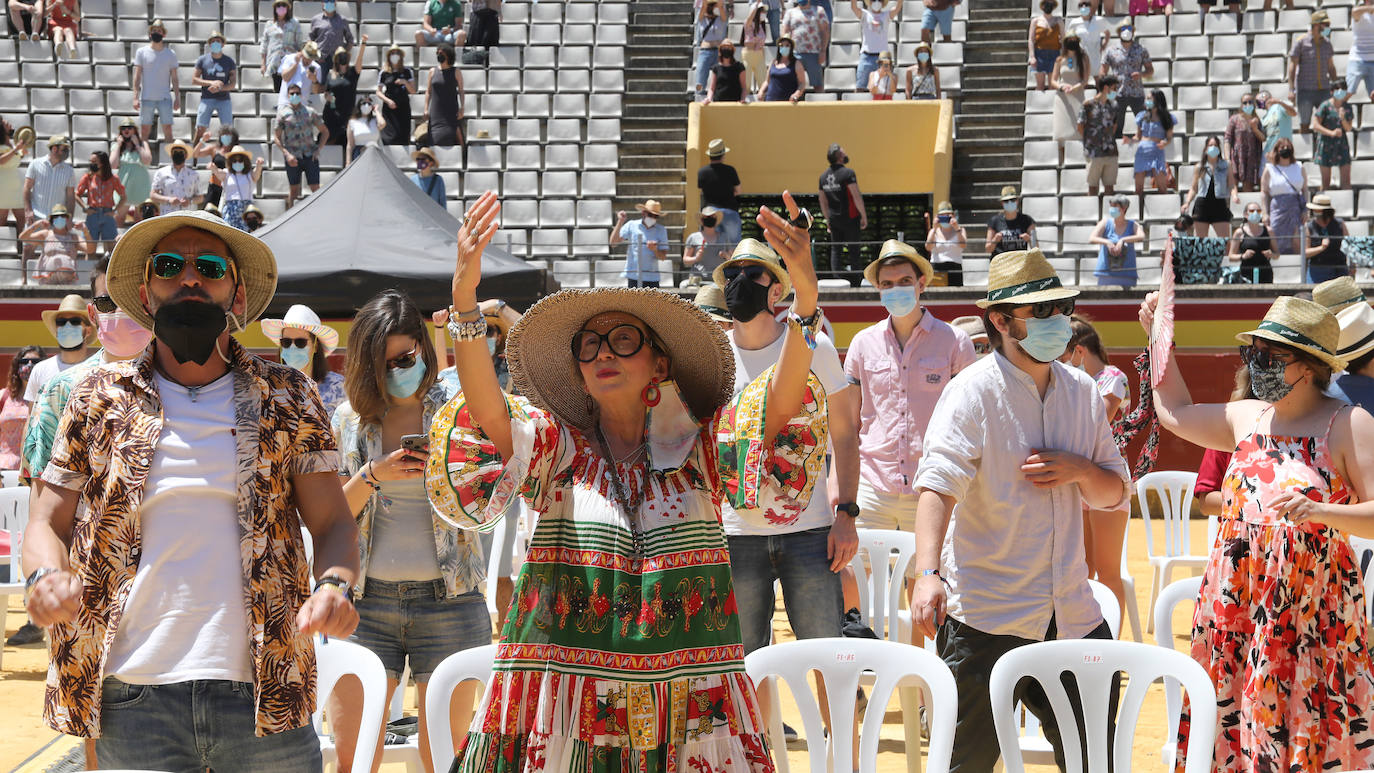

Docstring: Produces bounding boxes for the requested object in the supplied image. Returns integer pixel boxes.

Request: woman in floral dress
[1312,87,1355,191]
[428,190,828,772]
[1140,294,1374,773]
[1224,94,1264,192]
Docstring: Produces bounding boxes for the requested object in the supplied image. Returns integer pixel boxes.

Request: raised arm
[450,191,513,460]
[756,190,819,443]
[1138,291,1242,451]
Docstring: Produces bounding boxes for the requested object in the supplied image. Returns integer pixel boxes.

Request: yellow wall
[685,100,954,218]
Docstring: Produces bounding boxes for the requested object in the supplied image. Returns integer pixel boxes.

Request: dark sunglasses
[721,264,771,283]
[1016,299,1076,319]
[572,324,649,363]
[54,317,86,328]
[92,295,116,313]
[386,347,419,370]
[149,252,232,281]
[1238,344,1295,369]
[280,337,311,349]
[16,358,41,367]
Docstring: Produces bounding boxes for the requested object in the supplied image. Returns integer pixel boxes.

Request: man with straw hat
[22,134,75,224]
[242,202,267,232]
[150,138,200,214]
[278,40,323,109]
[951,315,992,357]
[429,189,829,768]
[27,293,95,404]
[22,210,360,769]
[1312,274,1368,314]
[132,19,180,142]
[1138,291,1374,770]
[912,248,1129,771]
[985,184,1038,258]
[693,279,733,329]
[611,199,670,288]
[193,30,237,138]
[1331,298,1374,408]
[698,138,743,247]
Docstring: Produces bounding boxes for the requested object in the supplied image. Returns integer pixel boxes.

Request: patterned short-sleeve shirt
[782,6,830,54]
[40,340,340,739]
[1101,42,1151,98]
[1080,99,1119,158]
[275,104,325,160]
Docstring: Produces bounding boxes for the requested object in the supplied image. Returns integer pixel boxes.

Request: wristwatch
[835,502,860,519]
[315,574,354,602]
[25,566,59,592]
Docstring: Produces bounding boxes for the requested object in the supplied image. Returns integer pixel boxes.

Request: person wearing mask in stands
[323,36,367,148]
[951,315,991,357]
[260,0,304,92]
[1078,74,1120,196]
[704,40,747,104]
[782,0,830,94]
[985,185,1037,257]
[21,205,92,284]
[852,0,894,93]
[1067,1,1110,75]
[467,0,501,48]
[409,147,447,208]
[1305,192,1351,283]
[110,118,151,225]
[695,0,728,99]
[273,83,328,210]
[213,146,264,232]
[1289,11,1339,130]
[278,40,323,110]
[345,95,384,165]
[1312,85,1354,190]
[759,35,807,102]
[132,20,179,142]
[377,45,416,145]
[698,138,743,248]
[261,304,346,417]
[1257,89,1297,154]
[75,150,124,255]
[26,294,93,404]
[192,125,237,208]
[1028,0,1062,92]
[1131,88,1174,196]
[415,0,465,60]
[1051,35,1087,154]
[23,135,74,225]
[309,0,353,79]
[1090,194,1142,286]
[868,51,896,99]
[683,205,731,286]
[150,139,200,215]
[1226,93,1265,193]
[424,43,465,148]
[925,200,966,286]
[1098,21,1152,140]
[818,143,867,282]
[1261,137,1306,258]
[905,40,941,99]
[1227,200,1278,284]
[242,203,266,233]
[1183,135,1237,238]
[1349,0,1374,102]
[611,199,670,288]
[0,346,42,474]
[921,0,959,44]
[740,3,770,92]
[193,31,237,142]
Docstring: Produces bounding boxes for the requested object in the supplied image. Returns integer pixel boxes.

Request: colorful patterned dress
[427,373,827,773]
[1175,405,1374,772]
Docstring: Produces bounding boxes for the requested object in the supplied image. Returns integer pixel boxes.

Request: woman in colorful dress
[1140,293,1374,773]
[430,190,828,772]
[1312,86,1354,191]
[1224,93,1264,192]
[259,303,347,417]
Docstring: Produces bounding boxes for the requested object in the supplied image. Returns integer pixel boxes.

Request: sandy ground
[1,518,1211,772]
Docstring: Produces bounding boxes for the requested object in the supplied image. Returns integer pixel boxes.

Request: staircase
[619,0,693,232]
[949,0,1032,247]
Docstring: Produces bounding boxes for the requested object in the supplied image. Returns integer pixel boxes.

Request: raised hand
[756,189,818,307]
[453,190,500,303]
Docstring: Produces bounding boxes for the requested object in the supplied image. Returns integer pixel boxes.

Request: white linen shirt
[915,350,1129,641]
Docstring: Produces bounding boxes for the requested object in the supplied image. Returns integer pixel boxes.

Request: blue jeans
[922,5,955,36]
[797,52,823,90]
[96,678,322,773]
[856,51,880,90]
[139,96,174,127]
[767,6,781,41]
[195,96,233,129]
[350,579,491,682]
[716,207,742,246]
[728,527,843,653]
[1349,58,1374,100]
[85,208,117,241]
[696,47,719,91]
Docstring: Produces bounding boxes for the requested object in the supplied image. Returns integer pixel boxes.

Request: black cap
[827,143,843,163]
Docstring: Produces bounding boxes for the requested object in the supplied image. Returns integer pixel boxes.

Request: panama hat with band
[107,209,279,331]
[302,41,320,60]
[999,185,1019,201]
[1312,275,1367,314]
[693,283,732,324]
[411,147,437,164]
[1236,296,1346,373]
[504,288,734,431]
[1306,193,1336,212]
[119,116,138,130]
[41,294,94,342]
[713,238,793,300]
[976,248,1079,309]
[260,304,339,354]
[936,200,955,215]
[1336,301,1374,362]
[635,200,664,217]
[166,139,194,158]
[206,29,225,45]
[863,238,933,287]
[707,138,729,158]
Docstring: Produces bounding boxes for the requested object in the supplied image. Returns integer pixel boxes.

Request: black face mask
[724,272,773,324]
[153,300,229,365]
[244,218,262,231]
[171,150,186,165]
[1279,149,1294,159]
[149,32,163,43]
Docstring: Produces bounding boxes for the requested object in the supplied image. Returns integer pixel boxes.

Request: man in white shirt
[150,139,200,214]
[1066,1,1111,74]
[278,40,324,109]
[911,248,1129,772]
[714,237,860,733]
[850,0,895,92]
[26,293,94,404]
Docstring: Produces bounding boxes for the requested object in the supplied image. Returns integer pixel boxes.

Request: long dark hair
[1149,88,1174,132]
[745,2,766,39]
[775,37,797,65]
[0,121,10,147]
[8,346,43,401]
[343,290,438,425]
[310,336,331,383]
[91,150,113,180]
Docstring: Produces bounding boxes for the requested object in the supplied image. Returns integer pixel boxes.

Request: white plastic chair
[314,637,387,773]
[1136,471,1206,632]
[989,639,1217,773]
[745,638,957,773]
[1118,518,1143,642]
[1,470,19,487]
[1153,575,1204,769]
[0,486,30,670]
[423,644,497,768]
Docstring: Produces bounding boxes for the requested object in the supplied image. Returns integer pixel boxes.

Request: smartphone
[400,434,429,453]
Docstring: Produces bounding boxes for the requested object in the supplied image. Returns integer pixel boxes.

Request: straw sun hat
[712,238,793,299]
[41,294,93,342]
[1236,296,1347,372]
[1312,275,1368,314]
[259,303,339,353]
[693,283,732,324]
[975,248,1080,309]
[107,209,279,331]
[504,288,734,431]
[863,238,933,287]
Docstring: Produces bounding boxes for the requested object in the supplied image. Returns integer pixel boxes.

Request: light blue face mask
[281,345,311,371]
[56,323,86,349]
[879,285,918,318]
[386,356,427,398]
[1108,206,1121,218]
[486,335,498,356]
[210,41,223,54]
[1144,98,1154,110]
[1003,200,1018,213]
[1016,313,1073,363]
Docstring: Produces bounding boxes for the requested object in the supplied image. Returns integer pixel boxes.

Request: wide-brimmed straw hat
[505,289,734,430]
[411,147,437,163]
[259,303,338,353]
[166,139,193,158]
[634,200,664,217]
[863,238,933,287]
[41,294,93,342]
[1306,193,1336,212]
[107,209,279,331]
[707,138,729,158]
[1236,296,1346,372]
[226,145,252,164]
[693,283,732,324]
[713,238,793,300]
[976,248,1080,308]
[302,41,320,60]
[1335,301,1374,362]
[1312,275,1367,314]
[147,18,166,33]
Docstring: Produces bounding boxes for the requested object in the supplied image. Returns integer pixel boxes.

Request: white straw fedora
[1335,300,1374,362]
[259,304,339,353]
[41,294,94,343]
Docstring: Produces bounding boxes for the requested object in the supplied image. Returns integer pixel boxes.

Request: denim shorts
[97,677,322,772]
[922,5,955,35]
[196,96,233,128]
[350,579,491,682]
[85,209,117,241]
[420,28,461,45]
[284,153,320,186]
[856,51,880,90]
[139,96,174,126]
[728,526,844,653]
[1348,58,1374,99]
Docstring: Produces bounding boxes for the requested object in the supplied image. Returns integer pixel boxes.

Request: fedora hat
[635,199,664,217]
[225,144,252,164]
[713,238,793,300]
[259,303,338,354]
[936,200,955,214]
[1312,275,1367,313]
[1311,9,1329,24]
[41,294,93,342]
[1306,193,1335,211]
[863,239,933,287]
[504,288,734,431]
[693,283,732,324]
[411,147,437,163]
[1336,301,1374,362]
[951,315,988,341]
[1237,296,1346,372]
[49,203,69,218]
[302,41,320,60]
[118,116,138,129]
[976,248,1080,308]
[147,18,166,32]
[999,185,1019,201]
[206,29,225,44]
[166,139,193,158]
[707,138,729,158]
[107,209,279,331]
[47,134,69,148]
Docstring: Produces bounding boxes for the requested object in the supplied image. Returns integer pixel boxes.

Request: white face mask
[1120,28,1134,41]
[360,102,373,115]
[389,54,402,64]
[643,215,658,227]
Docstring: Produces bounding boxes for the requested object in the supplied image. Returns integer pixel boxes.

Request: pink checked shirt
[844,309,976,496]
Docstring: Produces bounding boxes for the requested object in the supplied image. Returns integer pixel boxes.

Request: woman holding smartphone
[328,289,489,773]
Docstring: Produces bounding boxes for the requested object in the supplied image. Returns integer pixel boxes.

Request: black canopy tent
[256,145,551,317]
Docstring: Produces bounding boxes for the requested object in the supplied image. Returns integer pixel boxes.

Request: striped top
[24,158,74,218]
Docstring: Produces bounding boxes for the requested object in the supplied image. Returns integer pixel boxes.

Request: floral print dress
[427,372,828,773]
[1174,405,1374,773]
[1314,100,1355,168]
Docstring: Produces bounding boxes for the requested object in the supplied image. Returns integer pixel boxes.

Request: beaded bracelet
[360,462,381,492]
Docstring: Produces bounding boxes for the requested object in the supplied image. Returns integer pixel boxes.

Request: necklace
[596,424,646,558]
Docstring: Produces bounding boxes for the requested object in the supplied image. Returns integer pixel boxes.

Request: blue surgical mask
[1108,206,1121,218]
[1242,103,1255,114]
[1105,90,1118,103]
[289,93,302,105]
[486,335,498,356]
[1334,89,1348,100]
[1321,26,1332,38]
[1206,145,1220,158]
[1248,210,1262,223]
[281,345,311,371]
[1003,200,1018,213]
[917,51,930,63]
[51,216,67,229]
[1144,98,1154,110]
[220,133,233,145]
[56,324,85,349]
[779,45,792,56]
[323,1,335,11]
[1079,4,1090,15]
[1016,313,1073,363]
[210,41,223,54]
[232,161,246,173]
[386,357,427,399]
[879,286,918,318]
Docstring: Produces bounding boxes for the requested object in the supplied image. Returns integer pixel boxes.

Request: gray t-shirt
[367,477,443,581]
[134,45,179,100]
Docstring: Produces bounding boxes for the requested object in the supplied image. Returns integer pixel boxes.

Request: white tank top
[349,117,379,148]
[929,225,964,265]
[223,171,253,203]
